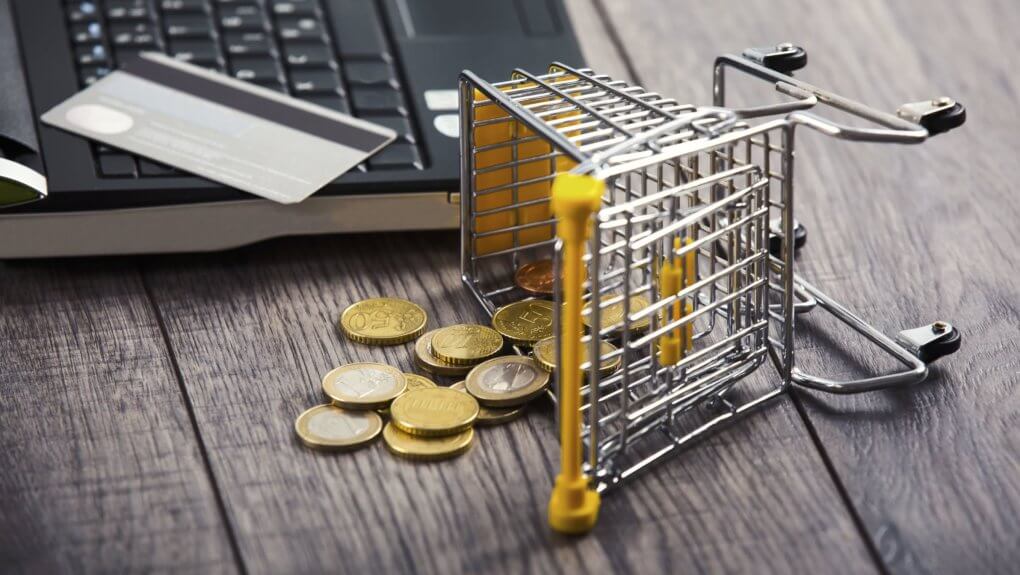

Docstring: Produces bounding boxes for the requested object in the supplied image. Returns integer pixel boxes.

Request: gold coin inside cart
[464,355,550,407]
[491,299,555,346]
[582,294,652,335]
[414,329,473,377]
[322,363,407,409]
[339,297,428,345]
[532,336,621,377]
[430,324,504,366]
[294,404,383,451]
[451,381,525,425]
[383,422,474,461]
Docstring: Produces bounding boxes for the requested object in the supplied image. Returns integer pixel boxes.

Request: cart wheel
[768,219,807,258]
[920,103,966,136]
[896,321,962,364]
[761,44,807,74]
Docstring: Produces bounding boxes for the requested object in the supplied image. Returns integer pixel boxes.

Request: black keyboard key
[350,86,405,114]
[367,114,414,142]
[169,38,222,64]
[75,43,109,66]
[139,160,177,176]
[164,13,214,37]
[282,43,331,67]
[79,65,112,85]
[219,5,265,31]
[276,16,324,41]
[254,80,288,94]
[270,1,317,16]
[111,22,158,45]
[106,1,150,20]
[302,94,350,114]
[114,46,158,65]
[67,2,100,22]
[98,154,137,177]
[70,22,104,44]
[289,69,342,94]
[327,0,388,57]
[368,143,421,170]
[160,0,208,12]
[229,57,281,82]
[224,31,272,55]
[344,61,395,86]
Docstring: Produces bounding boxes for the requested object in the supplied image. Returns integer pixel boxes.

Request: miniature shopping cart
[458,44,965,534]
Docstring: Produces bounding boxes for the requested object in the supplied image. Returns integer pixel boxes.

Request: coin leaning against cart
[465,355,550,407]
[414,329,473,377]
[294,404,383,451]
[451,381,525,425]
[582,294,652,334]
[492,299,555,346]
[429,324,504,365]
[322,363,407,409]
[390,387,479,436]
[514,259,556,295]
[339,297,428,345]
[382,422,474,461]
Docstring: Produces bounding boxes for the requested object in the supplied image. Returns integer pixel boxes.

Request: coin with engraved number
[464,355,550,407]
[492,299,555,346]
[532,337,621,377]
[339,297,428,345]
[414,329,473,377]
[451,381,525,425]
[390,387,479,436]
[383,422,474,461]
[322,363,407,409]
[582,294,652,334]
[430,324,504,366]
[294,404,383,451]
[514,259,555,295]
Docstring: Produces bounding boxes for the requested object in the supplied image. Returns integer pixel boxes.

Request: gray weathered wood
[0,260,237,573]
[602,0,1020,572]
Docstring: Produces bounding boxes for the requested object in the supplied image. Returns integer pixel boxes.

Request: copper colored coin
[514,260,555,296]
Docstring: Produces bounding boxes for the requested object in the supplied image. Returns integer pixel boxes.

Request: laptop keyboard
[63,0,423,178]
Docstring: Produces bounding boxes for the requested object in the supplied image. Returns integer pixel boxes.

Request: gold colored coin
[413,330,473,377]
[451,381,525,425]
[582,294,652,334]
[390,387,479,436]
[430,324,504,366]
[532,337,621,377]
[322,363,407,409]
[403,373,438,391]
[514,259,555,295]
[382,422,474,461]
[465,355,550,407]
[492,299,555,346]
[294,404,383,451]
[339,297,427,345]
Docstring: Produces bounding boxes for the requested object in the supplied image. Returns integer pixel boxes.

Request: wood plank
[602,0,1020,572]
[143,223,876,574]
[0,260,238,573]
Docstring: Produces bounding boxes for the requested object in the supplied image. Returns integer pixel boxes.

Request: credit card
[41,52,396,204]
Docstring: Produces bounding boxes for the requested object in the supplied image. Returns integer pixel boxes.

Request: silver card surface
[41,53,395,204]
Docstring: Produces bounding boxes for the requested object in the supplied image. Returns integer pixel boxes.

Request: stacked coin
[384,387,480,461]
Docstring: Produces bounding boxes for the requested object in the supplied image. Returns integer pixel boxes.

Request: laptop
[0,0,583,257]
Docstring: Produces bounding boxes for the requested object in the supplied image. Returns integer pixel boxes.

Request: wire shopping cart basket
[458,44,965,534]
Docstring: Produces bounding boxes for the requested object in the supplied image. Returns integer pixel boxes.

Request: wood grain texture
[601,0,1020,572]
[0,260,236,574]
[141,227,875,574]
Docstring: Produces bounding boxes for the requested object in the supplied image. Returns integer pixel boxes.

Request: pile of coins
[294,259,627,461]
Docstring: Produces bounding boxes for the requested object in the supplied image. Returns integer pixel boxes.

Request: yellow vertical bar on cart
[681,237,696,353]
[548,173,602,535]
[472,90,514,255]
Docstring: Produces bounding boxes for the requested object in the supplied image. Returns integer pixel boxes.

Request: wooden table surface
[3,0,1018,573]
